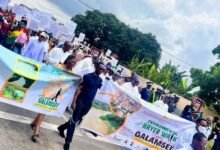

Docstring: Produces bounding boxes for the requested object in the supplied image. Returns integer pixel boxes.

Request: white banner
[81,80,195,150]
[0,46,80,116]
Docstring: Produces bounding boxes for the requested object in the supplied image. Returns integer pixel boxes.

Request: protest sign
[44,19,60,37]
[0,46,80,117]
[110,57,118,67]
[12,4,31,19]
[0,0,10,9]
[27,19,39,31]
[193,97,204,112]
[73,37,79,45]
[81,80,195,150]
[78,33,85,42]
[105,49,112,57]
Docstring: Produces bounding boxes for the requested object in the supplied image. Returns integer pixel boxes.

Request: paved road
[0,102,124,150]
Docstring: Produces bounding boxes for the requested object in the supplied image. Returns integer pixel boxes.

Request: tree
[189,68,205,89]
[127,55,152,78]
[72,10,162,66]
[190,63,220,114]
[212,45,220,59]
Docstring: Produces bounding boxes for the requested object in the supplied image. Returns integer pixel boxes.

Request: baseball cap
[39,32,47,38]
[121,70,132,78]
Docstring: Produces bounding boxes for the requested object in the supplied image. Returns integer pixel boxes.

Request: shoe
[57,126,65,138]
[31,134,40,143]
[63,142,70,150]
[30,123,36,130]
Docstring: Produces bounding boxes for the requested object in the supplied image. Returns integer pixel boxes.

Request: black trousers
[58,99,92,143]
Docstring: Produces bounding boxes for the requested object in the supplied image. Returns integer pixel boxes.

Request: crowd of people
[0,7,219,150]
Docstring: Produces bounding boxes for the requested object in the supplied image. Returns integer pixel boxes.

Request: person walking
[31,55,77,143]
[208,122,220,150]
[22,32,47,62]
[57,62,105,150]
[177,132,208,150]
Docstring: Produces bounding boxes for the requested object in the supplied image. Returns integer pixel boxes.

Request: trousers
[59,99,92,143]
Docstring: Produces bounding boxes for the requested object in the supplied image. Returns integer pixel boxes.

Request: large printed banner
[81,80,195,150]
[0,46,80,116]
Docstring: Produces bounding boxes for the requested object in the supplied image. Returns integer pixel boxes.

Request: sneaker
[31,134,40,143]
[57,126,65,138]
[63,142,70,150]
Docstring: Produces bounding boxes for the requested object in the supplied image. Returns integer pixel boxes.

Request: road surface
[0,102,125,150]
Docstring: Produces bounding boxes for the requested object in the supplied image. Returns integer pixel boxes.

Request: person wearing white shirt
[45,41,72,65]
[175,118,208,149]
[121,75,141,98]
[154,96,169,112]
[177,132,208,150]
[206,116,213,138]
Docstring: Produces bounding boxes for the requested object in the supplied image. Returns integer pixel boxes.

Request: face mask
[198,126,207,136]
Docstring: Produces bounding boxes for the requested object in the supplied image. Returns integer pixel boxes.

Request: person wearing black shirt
[208,123,220,150]
[181,102,195,122]
[57,62,105,150]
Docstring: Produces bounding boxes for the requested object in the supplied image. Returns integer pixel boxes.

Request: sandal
[31,134,40,143]
[30,124,36,130]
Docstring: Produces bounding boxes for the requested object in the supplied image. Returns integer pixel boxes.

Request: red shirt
[1,20,12,35]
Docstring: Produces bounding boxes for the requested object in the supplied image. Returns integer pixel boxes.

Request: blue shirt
[22,39,45,62]
[140,87,150,101]
[78,73,102,106]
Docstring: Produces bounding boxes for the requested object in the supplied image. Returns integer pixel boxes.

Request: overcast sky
[12,0,219,72]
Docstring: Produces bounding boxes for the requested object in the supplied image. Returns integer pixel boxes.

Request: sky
[12,0,219,73]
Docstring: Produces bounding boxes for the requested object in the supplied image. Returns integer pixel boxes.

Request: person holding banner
[177,132,208,150]
[31,54,77,143]
[57,62,105,150]
[176,118,208,149]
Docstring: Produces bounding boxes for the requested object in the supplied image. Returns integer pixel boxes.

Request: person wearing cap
[117,69,132,85]
[22,32,47,62]
[45,41,72,65]
[154,94,169,112]
[121,75,141,98]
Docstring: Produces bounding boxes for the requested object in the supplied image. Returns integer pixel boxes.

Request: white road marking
[0,110,118,145]
[62,114,69,122]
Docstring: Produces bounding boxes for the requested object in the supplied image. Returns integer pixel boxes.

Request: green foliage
[147,62,188,94]
[92,100,110,111]
[72,10,162,65]
[100,113,125,130]
[3,84,25,102]
[212,45,220,59]
[127,56,152,78]
[190,63,220,114]
[189,68,204,89]
[147,64,159,81]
